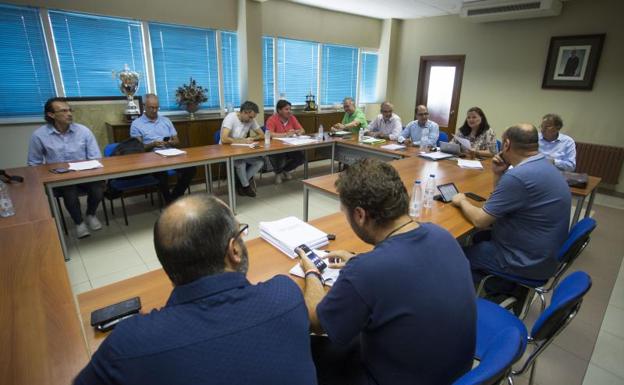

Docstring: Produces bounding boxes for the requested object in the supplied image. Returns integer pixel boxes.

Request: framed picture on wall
[542,34,605,90]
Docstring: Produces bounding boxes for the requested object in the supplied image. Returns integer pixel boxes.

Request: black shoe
[236,184,245,196]
[242,185,256,197]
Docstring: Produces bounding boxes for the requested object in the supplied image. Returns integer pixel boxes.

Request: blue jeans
[234,157,264,187]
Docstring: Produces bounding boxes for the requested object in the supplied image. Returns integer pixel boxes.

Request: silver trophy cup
[117,64,140,120]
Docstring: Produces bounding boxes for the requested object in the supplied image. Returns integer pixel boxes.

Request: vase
[185,103,199,120]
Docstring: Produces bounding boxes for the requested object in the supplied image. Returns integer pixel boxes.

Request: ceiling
[287,0,484,20]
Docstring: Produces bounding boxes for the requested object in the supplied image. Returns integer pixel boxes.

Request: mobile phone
[90,297,141,330]
[437,182,459,203]
[49,167,71,174]
[163,136,170,142]
[465,192,486,202]
[296,244,327,273]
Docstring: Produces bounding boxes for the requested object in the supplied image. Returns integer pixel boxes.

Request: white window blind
[276,38,318,105]
[262,36,274,108]
[359,52,379,103]
[321,44,358,106]
[220,31,240,108]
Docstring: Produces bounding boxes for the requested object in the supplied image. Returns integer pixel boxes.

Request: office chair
[103,143,161,226]
[453,298,527,385]
[476,218,596,318]
[509,271,592,385]
[437,131,449,147]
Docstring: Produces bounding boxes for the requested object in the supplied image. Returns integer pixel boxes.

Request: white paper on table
[259,216,328,258]
[457,159,484,169]
[68,160,103,171]
[289,250,341,286]
[155,148,186,157]
[454,136,472,151]
[381,144,406,150]
[334,130,351,135]
[274,137,319,146]
[232,142,259,148]
[418,151,454,160]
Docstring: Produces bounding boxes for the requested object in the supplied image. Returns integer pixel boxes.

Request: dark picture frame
[542,34,605,90]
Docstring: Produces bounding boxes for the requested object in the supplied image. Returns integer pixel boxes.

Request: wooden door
[416,55,465,137]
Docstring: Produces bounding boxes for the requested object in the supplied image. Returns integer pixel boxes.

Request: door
[416,55,465,137]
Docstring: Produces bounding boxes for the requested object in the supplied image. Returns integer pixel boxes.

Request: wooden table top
[78,212,373,354]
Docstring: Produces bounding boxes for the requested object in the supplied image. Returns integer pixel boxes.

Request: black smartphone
[296,244,327,273]
[465,192,486,202]
[49,167,71,174]
[90,297,141,330]
[163,136,170,142]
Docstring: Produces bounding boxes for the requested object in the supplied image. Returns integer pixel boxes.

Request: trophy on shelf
[114,64,140,121]
[304,91,317,111]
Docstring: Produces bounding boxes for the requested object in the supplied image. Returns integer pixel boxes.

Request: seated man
[265,99,305,184]
[130,94,196,204]
[452,124,571,286]
[74,194,317,385]
[365,101,402,140]
[28,97,104,238]
[401,105,439,148]
[331,97,367,135]
[538,113,576,171]
[299,159,476,385]
[220,100,265,197]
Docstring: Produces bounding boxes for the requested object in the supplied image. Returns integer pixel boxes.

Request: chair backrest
[214,129,221,144]
[453,327,525,385]
[437,131,449,146]
[557,218,596,264]
[496,139,502,152]
[103,143,119,157]
[531,271,592,341]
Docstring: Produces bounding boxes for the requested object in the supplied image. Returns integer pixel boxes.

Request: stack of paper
[275,137,319,146]
[454,136,472,150]
[68,160,103,171]
[380,143,406,150]
[457,159,484,169]
[232,142,259,148]
[260,216,329,258]
[289,250,341,287]
[361,136,386,145]
[418,152,454,160]
[155,148,186,157]
[333,130,351,136]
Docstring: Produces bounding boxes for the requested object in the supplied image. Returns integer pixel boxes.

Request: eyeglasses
[380,110,392,114]
[145,106,159,111]
[53,108,73,113]
[236,223,249,239]
[416,112,429,116]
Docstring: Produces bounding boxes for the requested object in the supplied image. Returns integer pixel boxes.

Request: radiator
[576,142,624,185]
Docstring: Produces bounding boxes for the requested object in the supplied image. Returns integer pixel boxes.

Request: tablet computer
[437,182,459,203]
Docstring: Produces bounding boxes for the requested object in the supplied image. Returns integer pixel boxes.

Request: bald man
[74,194,316,385]
[365,102,402,140]
[401,105,440,148]
[452,124,571,297]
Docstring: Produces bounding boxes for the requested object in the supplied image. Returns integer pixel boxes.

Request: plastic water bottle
[409,180,422,218]
[421,126,430,149]
[423,174,436,209]
[318,124,324,141]
[0,180,16,217]
[264,129,271,147]
[358,127,364,143]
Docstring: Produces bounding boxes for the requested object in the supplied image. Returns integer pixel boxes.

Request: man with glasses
[365,101,402,140]
[538,113,576,171]
[131,94,196,204]
[400,105,440,148]
[74,194,317,385]
[331,97,368,135]
[28,97,104,238]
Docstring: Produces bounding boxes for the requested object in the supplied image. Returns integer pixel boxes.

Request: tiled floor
[64,161,624,385]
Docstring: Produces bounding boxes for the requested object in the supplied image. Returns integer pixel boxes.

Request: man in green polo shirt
[332,97,368,134]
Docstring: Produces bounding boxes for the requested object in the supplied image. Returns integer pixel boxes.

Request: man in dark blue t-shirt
[298,159,476,385]
[452,123,571,282]
[74,194,316,385]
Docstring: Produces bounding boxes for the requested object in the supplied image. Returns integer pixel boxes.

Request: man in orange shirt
[265,100,305,184]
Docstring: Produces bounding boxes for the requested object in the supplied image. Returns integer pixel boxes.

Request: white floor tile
[65,257,89,285]
[72,281,93,295]
[90,264,149,289]
[601,305,624,339]
[146,259,163,271]
[591,331,624,378]
[583,363,624,385]
[82,244,145,280]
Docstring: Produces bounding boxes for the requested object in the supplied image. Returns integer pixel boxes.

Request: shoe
[249,177,257,192]
[242,185,256,197]
[236,184,245,196]
[282,171,293,181]
[86,215,102,231]
[275,173,283,184]
[76,222,91,239]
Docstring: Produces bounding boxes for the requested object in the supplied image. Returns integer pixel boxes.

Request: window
[321,44,358,106]
[276,38,318,105]
[262,37,274,108]
[220,31,240,108]
[49,10,146,97]
[0,4,55,117]
[359,52,379,103]
[149,22,220,110]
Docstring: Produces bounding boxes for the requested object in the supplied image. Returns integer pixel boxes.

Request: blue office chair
[437,131,449,147]
[496,139,502,152]
[476,218,597,318]
[509,271,592,385]
[453,298,527,385]
[103,143,161,226]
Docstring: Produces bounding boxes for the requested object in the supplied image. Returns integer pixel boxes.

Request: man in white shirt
[220,101,265,197]
[365,102,402,140]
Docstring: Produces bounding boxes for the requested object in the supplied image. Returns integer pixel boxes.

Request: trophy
[304,91,317,111]
[115,64,140,121]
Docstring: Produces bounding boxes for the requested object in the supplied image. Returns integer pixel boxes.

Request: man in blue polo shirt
[298,159,475,385]
[131,94,196,204]
[452,123,571,284]
[74,194,317,385]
